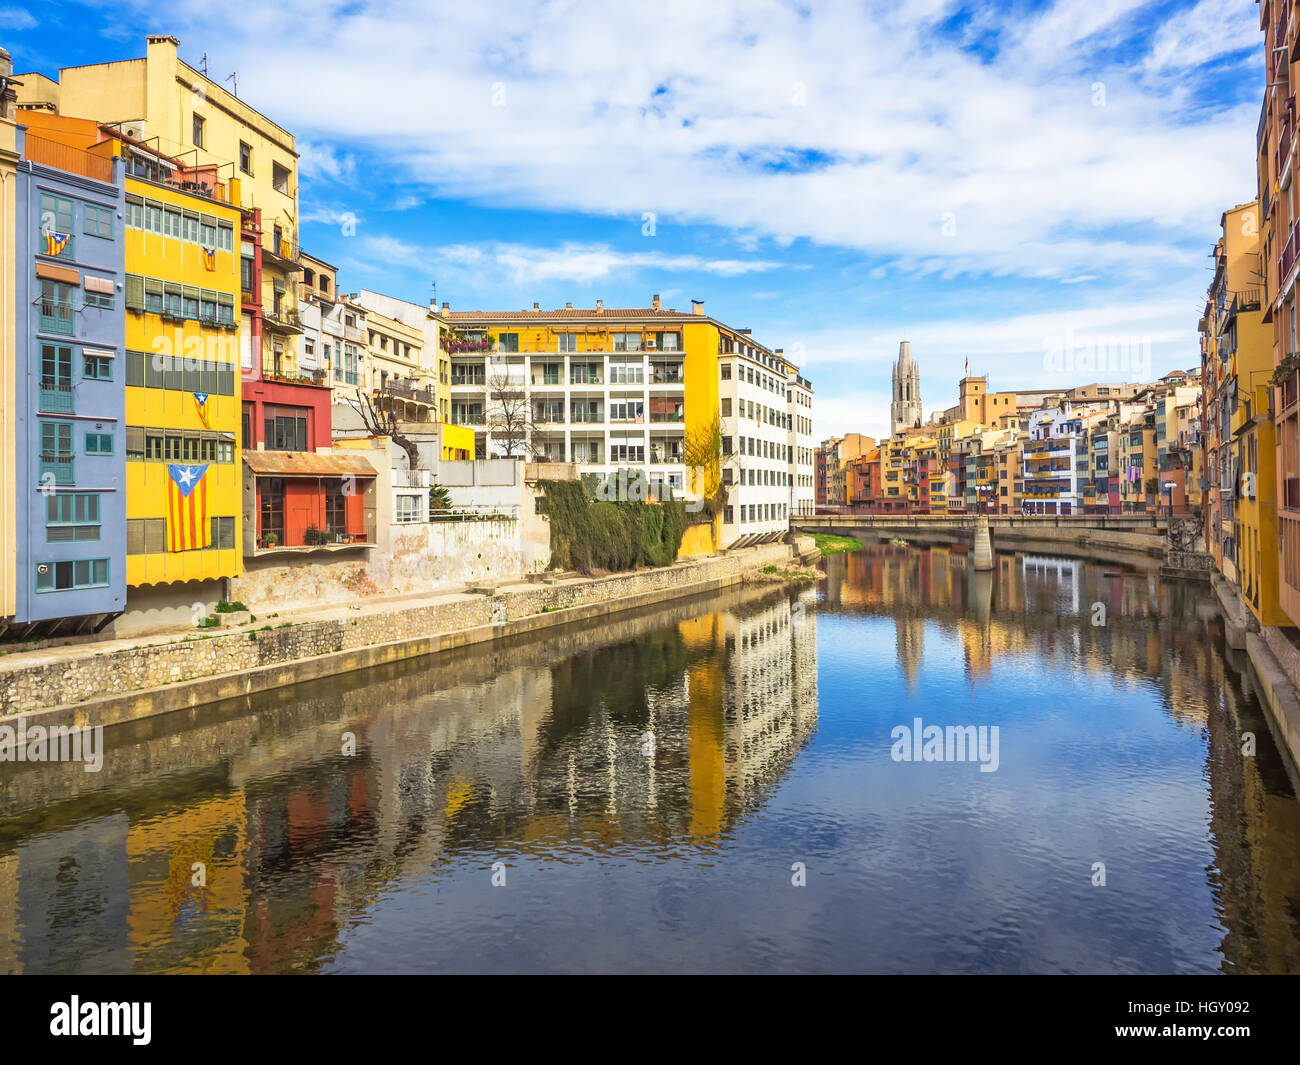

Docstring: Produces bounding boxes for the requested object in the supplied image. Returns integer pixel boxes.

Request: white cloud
[0,7,37,30]
[127,0,1259,289]
[1145,0,1261,72]
[359,236,780,286]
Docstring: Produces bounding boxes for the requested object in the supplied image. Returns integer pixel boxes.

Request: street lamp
[1163,480,1177,518]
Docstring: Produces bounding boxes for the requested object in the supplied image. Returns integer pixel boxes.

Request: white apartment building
[1022,404,1101,515]
[440,299,813,546]
[787,364,816,517]
[720,338,805,545]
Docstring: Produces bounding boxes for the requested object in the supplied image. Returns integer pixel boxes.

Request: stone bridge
[795,512,1170,559]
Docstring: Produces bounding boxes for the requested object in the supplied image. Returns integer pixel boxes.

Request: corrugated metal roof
[243,450,378,476]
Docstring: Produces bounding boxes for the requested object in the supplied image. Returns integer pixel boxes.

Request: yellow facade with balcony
[123,176,243,587]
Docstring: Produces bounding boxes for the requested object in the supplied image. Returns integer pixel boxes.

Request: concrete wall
[228,515,530,611]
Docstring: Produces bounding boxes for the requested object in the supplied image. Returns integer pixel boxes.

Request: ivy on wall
[539,479,689,573]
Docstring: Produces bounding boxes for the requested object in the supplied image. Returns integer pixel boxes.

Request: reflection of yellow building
[126,792,249,974]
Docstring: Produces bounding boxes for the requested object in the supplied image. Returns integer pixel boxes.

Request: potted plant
[264,532,279,548]
[304,525,326,545]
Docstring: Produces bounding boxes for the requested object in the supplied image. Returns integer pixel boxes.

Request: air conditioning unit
[646,338,657,350]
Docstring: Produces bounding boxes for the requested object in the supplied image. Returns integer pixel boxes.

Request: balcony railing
[1281,221,1299,283]
[24,133,114,183]
[1279,101,1295,175]
[39,453,74,484]
[38,382,74,414]
[379,382,436,405]
[649,412,684,423]
[39,299,75,336]
[451,374,486,386]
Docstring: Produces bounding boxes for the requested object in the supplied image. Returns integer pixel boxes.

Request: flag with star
[202,247,217,271]
[44,231,70,257]
[192,391,211,429]
[166,463,211,551]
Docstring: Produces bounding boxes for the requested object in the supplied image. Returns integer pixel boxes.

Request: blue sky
[5,0,1266,438]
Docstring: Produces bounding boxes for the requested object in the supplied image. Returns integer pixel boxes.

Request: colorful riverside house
[1201,201,1284,626]
[7,116,127,634]
[14,34,304,395]
[0,48,18,630]
[120,140,243,606]
[18,111,245,619]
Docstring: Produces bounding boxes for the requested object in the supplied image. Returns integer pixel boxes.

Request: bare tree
[352,387,421,471]
[487,370,538,458]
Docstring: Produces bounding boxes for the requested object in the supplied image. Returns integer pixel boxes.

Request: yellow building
[122,157,243,588]
[16,34,301,381]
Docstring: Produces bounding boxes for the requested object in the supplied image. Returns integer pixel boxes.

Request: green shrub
[215,600,247,613]
[540,479,688,574]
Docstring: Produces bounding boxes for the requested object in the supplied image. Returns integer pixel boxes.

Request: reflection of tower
[890,341,922,435]
[895,613,925,689]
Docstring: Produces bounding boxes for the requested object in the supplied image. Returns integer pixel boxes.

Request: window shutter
[125,274,144,311]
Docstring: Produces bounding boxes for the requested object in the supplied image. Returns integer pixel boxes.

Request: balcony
[39,453,74,484]
[451,373,486,387]
[38,382,74,414]
[649,412,684,423]
[39,299,75,336]
[1279,100,1295,176]
[379,381,436,405]
[263,307,303,335]
[1281,221,1299,285]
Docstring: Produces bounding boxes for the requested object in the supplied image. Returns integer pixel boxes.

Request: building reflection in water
[0,582,817,974]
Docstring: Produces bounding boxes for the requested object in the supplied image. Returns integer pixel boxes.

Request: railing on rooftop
[24,133,114,183]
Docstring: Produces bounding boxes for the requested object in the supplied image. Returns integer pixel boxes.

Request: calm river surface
[3,543,1300,974]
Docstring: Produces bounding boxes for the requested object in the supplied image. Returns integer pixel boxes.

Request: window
[41,343,73,392]
[193,112,205,148]
[497,332,519,353]
[126,196,143,229]
[46,493,101,542]
[240,255,254,293]
[83,350,113,380]
[85,432,113,454]
[272,161,290,194]
[239,141,253,174]
[721,364,731,380]
[217,221,234,252]
[558,333,577,353]
[395,494,424,523]
[209,516,236,550]
[35,558,109,592]
[84,204,113,239]
[40,279,74,334]
[39,192,74,238]
[127,518,166,555]
[84,287,113,310]
[265,408,310,451]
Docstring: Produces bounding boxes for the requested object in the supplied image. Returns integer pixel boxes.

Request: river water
[2,543,1299,974]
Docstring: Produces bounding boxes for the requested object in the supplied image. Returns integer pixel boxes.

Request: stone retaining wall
[0,541,799,728]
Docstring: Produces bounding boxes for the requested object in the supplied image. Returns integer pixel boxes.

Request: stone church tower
[890,341,922,435]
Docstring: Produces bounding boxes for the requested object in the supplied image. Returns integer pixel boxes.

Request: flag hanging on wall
[192,392,211,429]
[201,247,217,271]
[44,231,70,256]
[166,464,211,552]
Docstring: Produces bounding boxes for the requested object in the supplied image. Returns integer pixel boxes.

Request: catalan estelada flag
[166,464,211,552]
[192,391,211,429]
[44,231,70,256]
[201,247,217,271]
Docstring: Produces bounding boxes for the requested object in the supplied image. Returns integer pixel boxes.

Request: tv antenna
[199,53,208,76]
[226,71,239,97]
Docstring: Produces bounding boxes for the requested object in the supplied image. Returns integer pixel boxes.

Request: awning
[36,262,79,284]
[243,450,378,477]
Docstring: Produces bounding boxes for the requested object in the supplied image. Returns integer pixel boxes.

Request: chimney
[691,299,704,315]
[565,302,573,310]
[651,293,661,311]
[533,302,540,311]
[441,301,450,313]
[596,299,604,313]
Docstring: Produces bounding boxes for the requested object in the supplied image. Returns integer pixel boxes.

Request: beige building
[15,34,302,380]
